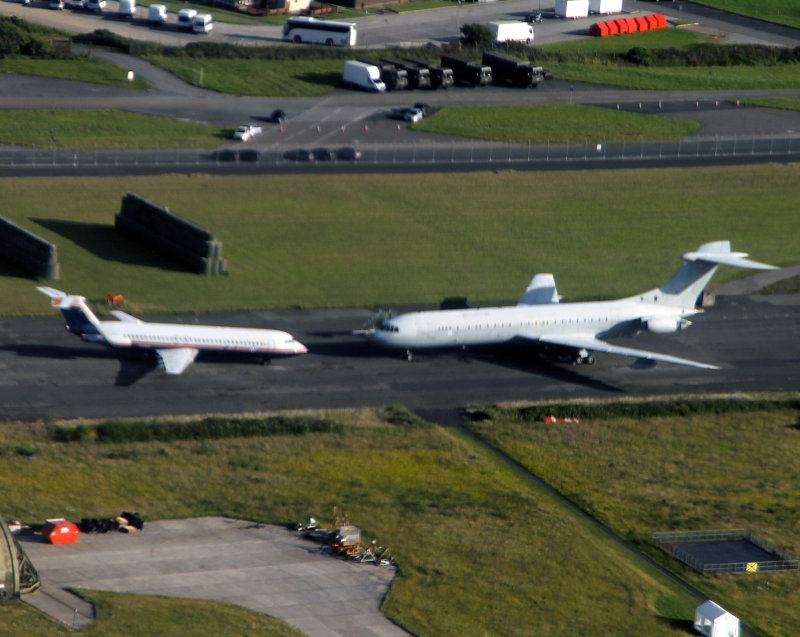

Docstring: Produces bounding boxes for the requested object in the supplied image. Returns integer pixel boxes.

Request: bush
[625,46,651,66]
[72,29,131,52]
[460,23,494,49]
[50,415,343,443]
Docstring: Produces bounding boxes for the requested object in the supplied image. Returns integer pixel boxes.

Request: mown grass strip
[690,0,800,30]
[414,104,701,144]
[0,57,150,90]
[0,110,228,149]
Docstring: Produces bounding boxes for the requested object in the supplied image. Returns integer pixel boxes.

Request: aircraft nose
[295,341,308,354]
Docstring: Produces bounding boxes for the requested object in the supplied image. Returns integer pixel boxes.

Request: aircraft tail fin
[37,287,103,336]
[632,241,778,308]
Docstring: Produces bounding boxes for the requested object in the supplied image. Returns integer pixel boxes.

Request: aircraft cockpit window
[379,323,399,333]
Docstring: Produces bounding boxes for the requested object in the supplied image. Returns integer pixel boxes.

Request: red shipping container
[645,14,659,30]
[606,20,619,35]
[590,21,609,37]
[625,17,639,33]
[42,518,80,545]
[615,18,628,34]
[635,16,649,31]
[654,13,667,28]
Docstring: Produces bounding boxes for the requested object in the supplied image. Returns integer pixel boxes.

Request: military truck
[481,51,545,88]
[379,58,432,90]
[357,59,409,91]
[402,57,454,90]
[440,54,492,87]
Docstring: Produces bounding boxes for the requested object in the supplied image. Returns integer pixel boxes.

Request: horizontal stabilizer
[518,274,560,305]
[537,333,720,370]
[683,241,777,270]
[110,310,143,324]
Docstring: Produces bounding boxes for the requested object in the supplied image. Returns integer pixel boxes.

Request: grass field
[414,104,701,144]
[0,407,707,636]
[141,55,344,96]
[0,110,229,150]
[0,164,797,317]
[691,0,800,30]
[0,58,150,90]
[737,97,800,112]
[466,400,800,637]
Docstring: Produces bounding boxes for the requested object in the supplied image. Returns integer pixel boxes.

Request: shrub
[460,23,493,49]
[625,46,651,66]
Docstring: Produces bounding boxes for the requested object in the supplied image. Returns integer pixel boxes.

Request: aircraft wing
[536,333,720,370]
[156,348,199,375]
[110,310,143,324]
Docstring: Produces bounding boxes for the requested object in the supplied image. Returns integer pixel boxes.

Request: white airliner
[37,288,307,375]
[368,241,778,369]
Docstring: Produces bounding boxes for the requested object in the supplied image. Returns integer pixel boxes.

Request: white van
[487,21,534,44]
[147,4,166,24]
[118,0,135,18]
[177,8,197,30]
[342,61,386,93]
[193,14,213,34]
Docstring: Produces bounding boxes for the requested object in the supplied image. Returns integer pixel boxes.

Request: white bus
[282,17,356,47]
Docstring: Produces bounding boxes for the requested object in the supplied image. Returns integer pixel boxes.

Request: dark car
[212,149,239,162]
[269,109,286,124]
[283,148,314,162]
[239,149,262,162]
[312,147,335,161]
[335,146,362,161]
[413,102,430,117]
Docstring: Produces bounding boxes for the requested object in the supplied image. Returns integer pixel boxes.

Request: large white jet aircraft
[37,288,307,375]
[368,241,778,369]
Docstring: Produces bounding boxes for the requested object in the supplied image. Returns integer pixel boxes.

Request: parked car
[312,147,335,161]
[335,146,362,161]
[232,124,262,142]
[239,149,262,162]
[212,149,239,162]
[404,108,424,123]
[86,0,106,10]
[284,148,314,162]
[67,0,86,8]
[413,102,430,117]
[49,0,64,9]
[269,109,286,124]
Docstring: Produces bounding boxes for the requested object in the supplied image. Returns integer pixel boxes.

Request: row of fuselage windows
[434,317,612,332]
[126,333,267,348]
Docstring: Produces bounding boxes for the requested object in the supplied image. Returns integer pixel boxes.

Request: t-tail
[629,241,777,308]
[37,287,106,343]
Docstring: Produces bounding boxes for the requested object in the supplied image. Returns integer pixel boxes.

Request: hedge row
[50,415,342,443]
[466,396,800,423]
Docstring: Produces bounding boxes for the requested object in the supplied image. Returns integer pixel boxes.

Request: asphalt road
[1,293,798,422]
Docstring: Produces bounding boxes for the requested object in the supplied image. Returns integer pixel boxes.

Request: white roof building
[694,600,740,637]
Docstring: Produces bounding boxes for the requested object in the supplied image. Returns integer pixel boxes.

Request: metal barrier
[0,133,797,171]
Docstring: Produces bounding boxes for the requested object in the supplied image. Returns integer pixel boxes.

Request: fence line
[0,133,797,170]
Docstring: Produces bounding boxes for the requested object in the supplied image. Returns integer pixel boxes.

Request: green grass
[2,589,305,636]
[0,110,229,150]
[0,164,797,316]
[0,408,704,636]
[465,399,800,637]
[546,61,800,90]
[414,104,701,144]
[0,57,150,90]
[737,97,800,111]
[142,55,344,96]
[691,0,800,30]
[534,26,716,54]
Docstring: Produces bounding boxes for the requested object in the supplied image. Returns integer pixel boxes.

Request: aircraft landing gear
[404,349,413,361]
[572,349,595,365]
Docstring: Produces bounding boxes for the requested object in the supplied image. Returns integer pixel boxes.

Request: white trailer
[589,0,622,14]
[487,21,534,44]
[342,61,386,93]
[555,0,589,18]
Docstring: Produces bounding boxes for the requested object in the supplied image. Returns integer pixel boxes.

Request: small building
[694,600,740,637]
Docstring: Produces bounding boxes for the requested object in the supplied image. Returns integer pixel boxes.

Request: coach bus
[282,17,357,47]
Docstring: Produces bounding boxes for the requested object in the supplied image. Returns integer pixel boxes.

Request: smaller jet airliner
[368,241,778,369]
[38,288,307,375]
